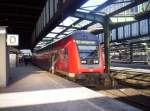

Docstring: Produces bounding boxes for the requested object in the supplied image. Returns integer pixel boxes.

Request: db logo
[89,69,93,72]
[7,34,19,46]
[9,36,16,43]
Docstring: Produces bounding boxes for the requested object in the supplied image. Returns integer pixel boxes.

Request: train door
[49,53,56,74]
[51,55,55,74]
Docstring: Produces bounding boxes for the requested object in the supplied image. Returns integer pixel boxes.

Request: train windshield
[78,46,99,59]
[75,40,99,59]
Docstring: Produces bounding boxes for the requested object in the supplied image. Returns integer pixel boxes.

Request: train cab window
[76,42,99,59]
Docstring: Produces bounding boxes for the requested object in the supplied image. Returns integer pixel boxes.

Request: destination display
[75,40,96,45]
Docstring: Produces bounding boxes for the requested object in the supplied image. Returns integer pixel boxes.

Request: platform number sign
[7,34,19,46]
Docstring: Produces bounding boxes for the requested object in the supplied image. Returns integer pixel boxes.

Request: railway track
[111,69,150,89]
[98,88,150,111]
[76,75,150,111]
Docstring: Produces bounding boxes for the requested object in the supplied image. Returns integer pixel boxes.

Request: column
[0,27,9,87]
[103,17,111,73]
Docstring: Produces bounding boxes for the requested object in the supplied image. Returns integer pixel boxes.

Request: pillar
[0,27,9,87]
[129,43,133,63]
[103,17,111,73]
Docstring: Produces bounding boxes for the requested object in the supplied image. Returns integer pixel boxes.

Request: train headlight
[81,60,87,64]
[93,60,99,64]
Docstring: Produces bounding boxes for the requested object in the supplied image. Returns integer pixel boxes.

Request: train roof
[35,31,99,53]
[71,31,99,41]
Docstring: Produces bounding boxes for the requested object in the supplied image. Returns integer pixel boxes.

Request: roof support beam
[112,0,132,4]
[80,22,96,30]
[73,11,105,24]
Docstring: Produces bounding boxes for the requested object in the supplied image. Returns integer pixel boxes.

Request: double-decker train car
[33,31,105,85]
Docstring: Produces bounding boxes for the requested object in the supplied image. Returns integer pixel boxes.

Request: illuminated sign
[7,34,19,46]
[75,40,96,45]
[78,45,97,50]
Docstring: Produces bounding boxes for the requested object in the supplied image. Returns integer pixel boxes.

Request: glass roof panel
[57,34,66,38]
[51,26,66,33]
[116,5,142,17]
[46,33,57,38]
[76,9,90,13]
[78,0,108,13]
[59,16,79,26]
[100,0,132,15]
[67,28,77,32]
[63,31,72,35]
[38,41,47,44]
[74,20,92,28]
[42,37,53,40]
[87,23,103,30]
[63,28,77,35]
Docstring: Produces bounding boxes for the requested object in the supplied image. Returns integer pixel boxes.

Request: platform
[110,63,150,88]
[0,65,141,111]
[111,63,150,74]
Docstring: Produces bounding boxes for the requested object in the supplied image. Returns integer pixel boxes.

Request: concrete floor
[0,65,141,111]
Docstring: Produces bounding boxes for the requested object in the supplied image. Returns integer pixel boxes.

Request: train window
[118,26,124,39]
[64,48,68,59]
[140,19,148,35]
[124,24,130,38]
[77,45,99,59]
[99,33,104,43]
[111,29,116,41]
[131,22,139,37]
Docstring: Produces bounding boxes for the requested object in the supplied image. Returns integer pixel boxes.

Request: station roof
[34,0,150,51]
[0,0,149,49]
[0,0,47,48]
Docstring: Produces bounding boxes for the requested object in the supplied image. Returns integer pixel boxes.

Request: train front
[72,32,105,80]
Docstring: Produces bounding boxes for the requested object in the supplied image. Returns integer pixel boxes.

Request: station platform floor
[111,63,150,73]
[0,65,141,111]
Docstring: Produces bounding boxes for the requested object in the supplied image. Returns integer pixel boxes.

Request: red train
[33,31,105,85]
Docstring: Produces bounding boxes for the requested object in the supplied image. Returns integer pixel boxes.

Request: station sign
[7,34,19,46]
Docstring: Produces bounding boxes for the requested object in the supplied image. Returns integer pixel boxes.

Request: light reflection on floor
[0,87,102,108]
